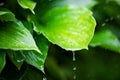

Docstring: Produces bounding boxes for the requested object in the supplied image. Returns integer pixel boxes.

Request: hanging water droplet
[73,75,76,80]
[72,51,77,80]
[73,67,77,71]
[43,77,47,80]
[72,51,76,61]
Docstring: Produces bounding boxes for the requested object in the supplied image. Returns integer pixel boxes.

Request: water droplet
[72,51,76,61]
[73,75,76,80]
[0,2,4,6]
[43,77,47,80]
[101,23,106,27]
[73,67,77,71]
[72,51,77,80]
[105,19,109,22]
[17,59,24,63]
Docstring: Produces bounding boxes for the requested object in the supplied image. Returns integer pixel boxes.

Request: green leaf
[90,29,120,53]
[0,8,15,21]
[0,50,6,73]
[17,0,36,14]
[41,5,96,51]
[23,35,49,72]
[7,50,25,70]
[0,20,40,52]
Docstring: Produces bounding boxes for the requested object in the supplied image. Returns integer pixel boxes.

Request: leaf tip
[35,48,42,54]
[31,10,35,14]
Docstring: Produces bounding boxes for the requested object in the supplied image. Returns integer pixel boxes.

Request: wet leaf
[42,5,96,51]
[0,50,6,73]
[17,0,36,14]
[7,50,25,70]
[90,29,120,53]
[23,35,49,72]
[0,20,40,52]
[0,8,15,21]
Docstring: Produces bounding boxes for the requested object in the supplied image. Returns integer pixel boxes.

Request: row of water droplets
[42,51,77,80]
[72,51,77,80]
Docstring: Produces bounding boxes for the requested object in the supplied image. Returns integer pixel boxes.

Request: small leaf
[90,29,120,53]
[17,0,36,14]
[0,20,40,52]
[0,8,15,21]
[42,5,96,51]
[23,35,49,72]
[0,50,6,73]
[7,50,25,70]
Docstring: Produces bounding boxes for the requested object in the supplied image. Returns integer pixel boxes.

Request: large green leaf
[17,0,36,14]
[7,50,25,70]
[0,8,15,21]
[0,50,6,73]
[23,35,49,72]
[90,29,120,53]
[41,5,96,51]
[0,20,40,52]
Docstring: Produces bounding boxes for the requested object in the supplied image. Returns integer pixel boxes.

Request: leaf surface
[90,29,120,53]
[23,35,49,72]
[0,20,39,52]
[0,8,15,21]
[42,5,96,51]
